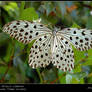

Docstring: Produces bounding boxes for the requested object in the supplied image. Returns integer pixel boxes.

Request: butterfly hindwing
[52,35,74,72]
[28,34,52,68]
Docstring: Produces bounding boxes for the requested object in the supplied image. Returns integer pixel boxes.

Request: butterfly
[2,19,92,72]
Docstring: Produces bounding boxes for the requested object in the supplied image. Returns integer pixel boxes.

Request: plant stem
[36,68,43,83]
[0,45,14,83]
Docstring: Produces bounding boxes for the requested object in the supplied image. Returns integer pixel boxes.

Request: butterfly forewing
[58,28,92,51]
[3,20,51,44]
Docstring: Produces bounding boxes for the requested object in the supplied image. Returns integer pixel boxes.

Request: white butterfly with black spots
[2,19,92,72]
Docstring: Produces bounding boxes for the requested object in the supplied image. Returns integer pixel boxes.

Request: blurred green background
[0,1,92,84]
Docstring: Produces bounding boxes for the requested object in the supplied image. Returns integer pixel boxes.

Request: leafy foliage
[0,1,92,84]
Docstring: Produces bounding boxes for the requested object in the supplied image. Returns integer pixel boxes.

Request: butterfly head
[52,27,61,36]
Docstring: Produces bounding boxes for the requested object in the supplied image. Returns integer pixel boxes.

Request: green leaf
[66,72,86,84]
[71,77,84,84]
[71,72,87,79]
[14,40,25,50]
[0,66,11,81]
[58,70,66,84]
[79,78,84,84]
[72,46,86,73]
[0,66,7,74]
[59,75,66,84]
[66,74,72,84]
[3,2,19,19]
[0,33,9,46]
[72,46,85,64]
[71,78,79,84]
[3,41,14,63]
[86,16,92,29]
[71,22,81,28]
[19,7,39,21]
[82,49,92,66]
[9,2,18,9]
[4,5,15,11]
[47,15,57,25]
[82,57,92,66]
[74,64,82,73]
[42,68,58,83]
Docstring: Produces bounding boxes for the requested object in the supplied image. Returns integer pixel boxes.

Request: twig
[50,72,66,84]
[0,40,15,83]
[0,56,14,83]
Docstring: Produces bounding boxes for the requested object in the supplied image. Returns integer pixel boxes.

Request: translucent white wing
[2,20,51,44]
[52,35,74,72]
[28,34,52,68]
[57,28,92,51]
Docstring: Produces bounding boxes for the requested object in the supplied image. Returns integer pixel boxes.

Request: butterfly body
[2,20,92,72]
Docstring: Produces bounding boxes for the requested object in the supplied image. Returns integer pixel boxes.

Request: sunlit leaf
[71,22,81,28]
[19,7,39,21]
[74,64,82,73]
[82,49,92,66]
[72,46,85,64]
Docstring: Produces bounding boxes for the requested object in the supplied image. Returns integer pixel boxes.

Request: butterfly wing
[2,20,51,44]
[28,34,52,68]
[57,28,92,51]
[52,35,74,72]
